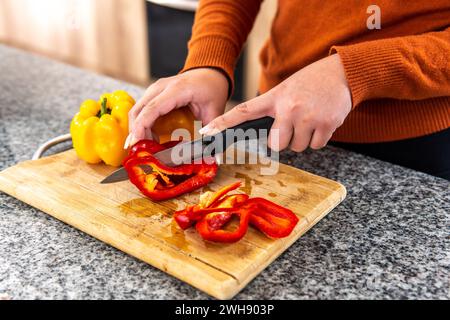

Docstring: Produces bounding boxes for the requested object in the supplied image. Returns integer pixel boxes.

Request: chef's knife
[100,116,274,184]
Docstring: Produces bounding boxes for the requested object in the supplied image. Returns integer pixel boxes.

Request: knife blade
[101,138,204,184]
[100,116,274,184]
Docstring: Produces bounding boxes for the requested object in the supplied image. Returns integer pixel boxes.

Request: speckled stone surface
[0,44,449,300]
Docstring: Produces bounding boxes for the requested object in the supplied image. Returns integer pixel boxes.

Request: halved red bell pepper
[123,140,218,201]
[128,139,180,157]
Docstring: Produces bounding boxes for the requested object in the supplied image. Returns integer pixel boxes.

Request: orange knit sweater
[182,0,450,143]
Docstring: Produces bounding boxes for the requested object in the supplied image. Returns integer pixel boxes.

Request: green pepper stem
[100,97,108,117]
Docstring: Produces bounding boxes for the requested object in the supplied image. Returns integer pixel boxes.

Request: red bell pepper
[129,139,180,156]
[244,198,299,238]
[123,140,218,201]
[123,139,180,164]
[174,182,299,243]
[195,207,250,243]
[173,182,248,229]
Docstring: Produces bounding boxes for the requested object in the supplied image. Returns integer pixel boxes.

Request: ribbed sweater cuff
[181,36,239,97]
[331,40,406,108]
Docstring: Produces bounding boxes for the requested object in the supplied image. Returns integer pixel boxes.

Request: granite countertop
[0,44,449,300]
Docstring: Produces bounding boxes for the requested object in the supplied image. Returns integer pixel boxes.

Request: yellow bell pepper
[70,90,135,166]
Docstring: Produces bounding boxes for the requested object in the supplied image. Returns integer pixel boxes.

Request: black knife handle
[204,116,274,154]
[228,116,274,136]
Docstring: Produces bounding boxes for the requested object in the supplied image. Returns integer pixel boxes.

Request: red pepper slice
[245,198,299,238]
[201,181,243,208]
[190,194,250,228]
[123,140,218,201]
[173,182,247,229]
[195,207,250,243]
[174,182,299,242]
[195,197,298,242]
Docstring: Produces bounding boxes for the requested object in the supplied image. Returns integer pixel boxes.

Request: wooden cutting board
[0,149,346,299]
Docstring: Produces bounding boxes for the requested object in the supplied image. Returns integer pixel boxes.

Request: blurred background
[0,0,277,102]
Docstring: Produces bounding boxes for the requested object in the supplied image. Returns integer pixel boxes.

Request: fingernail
[123,134,131,149]
[198,124,211,135]
[214,153,222,165]
[199,124,220,136]
[129,133,139,147]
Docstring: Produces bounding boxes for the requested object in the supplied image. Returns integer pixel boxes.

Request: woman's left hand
[199,54,352,152]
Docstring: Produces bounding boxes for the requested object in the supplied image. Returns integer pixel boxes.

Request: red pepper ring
[194,197,298,243]
[173,181,299,242]
[173,183,248,229]
[195,207,251,243]
[245,197,299,238]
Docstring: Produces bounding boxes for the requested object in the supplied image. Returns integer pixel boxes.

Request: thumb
[199,94,272,135]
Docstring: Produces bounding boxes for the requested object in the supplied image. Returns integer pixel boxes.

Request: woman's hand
[126,68,229,147]
[199,54,352,151]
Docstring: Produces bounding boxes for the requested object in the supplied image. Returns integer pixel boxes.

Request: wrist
[187,67,231,99]
[331,53,352,109]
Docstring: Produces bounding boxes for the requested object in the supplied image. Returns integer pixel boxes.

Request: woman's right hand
[126,68,229,147]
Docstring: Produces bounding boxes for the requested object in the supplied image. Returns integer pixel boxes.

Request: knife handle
[228,116,274,136]
[207,116,274,154]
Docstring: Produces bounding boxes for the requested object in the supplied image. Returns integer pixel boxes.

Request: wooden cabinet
[0,0,149,85]
[0,0,276,99]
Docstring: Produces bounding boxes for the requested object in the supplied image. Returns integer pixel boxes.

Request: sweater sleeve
[331,27,450,108]
[181,0,263,94]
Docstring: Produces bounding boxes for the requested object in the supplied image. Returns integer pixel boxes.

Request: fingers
[267,115,294,152]
[289,125,314,152]
[129,86,191,146]
[145,127,155,141]
[128,79,166,133]
[199,106,225,127]
[200,94,272,135]
[309,128,334,149]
